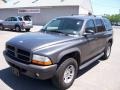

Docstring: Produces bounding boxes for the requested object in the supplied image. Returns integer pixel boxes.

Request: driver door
[4,17,12,28]
[82,19,98,62]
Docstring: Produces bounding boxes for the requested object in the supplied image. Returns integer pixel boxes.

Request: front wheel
[52,58,78,90]
[102,43,112,60]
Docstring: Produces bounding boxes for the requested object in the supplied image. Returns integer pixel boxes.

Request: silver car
[0,16,33,32]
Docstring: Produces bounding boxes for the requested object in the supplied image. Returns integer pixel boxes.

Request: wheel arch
[57,48,81,67]
[15,24,20,28]
[108,39,113,45]
[0,23,3,25]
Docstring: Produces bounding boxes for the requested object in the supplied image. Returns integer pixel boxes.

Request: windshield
[42,18,83,35]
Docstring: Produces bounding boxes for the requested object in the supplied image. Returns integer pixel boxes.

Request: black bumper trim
[3,51,57,80]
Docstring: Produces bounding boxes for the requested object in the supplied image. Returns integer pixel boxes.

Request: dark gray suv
[3,15,113,90]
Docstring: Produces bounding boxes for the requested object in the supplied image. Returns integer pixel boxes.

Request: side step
[79,53,104,70]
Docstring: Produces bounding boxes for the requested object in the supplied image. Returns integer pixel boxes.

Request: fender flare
[57,47,81,63]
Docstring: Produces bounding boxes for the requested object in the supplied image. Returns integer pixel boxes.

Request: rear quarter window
[103,18,112,31]
[18,17,23,21]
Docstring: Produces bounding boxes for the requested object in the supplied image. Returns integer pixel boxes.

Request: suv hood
[7,32,76,51]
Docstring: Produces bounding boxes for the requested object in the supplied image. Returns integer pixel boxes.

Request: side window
[5,17,12,21]
[18,17,23,21]
[95,19,105,33]
[85,19,96,33]
[103,19,112,31]
[11,17,17,21]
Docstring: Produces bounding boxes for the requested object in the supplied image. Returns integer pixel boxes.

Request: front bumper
[3,51,57,80]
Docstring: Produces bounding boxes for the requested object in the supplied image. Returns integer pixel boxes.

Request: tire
[102,43,112,60]
[52,58,78,90]
[0,24,4,30]
[10,29,13,31]
[25,28,30,32]
[15,26,21,32]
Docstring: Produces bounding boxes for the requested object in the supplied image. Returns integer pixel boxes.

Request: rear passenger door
[11,17,18,29]
[94,19,106,54]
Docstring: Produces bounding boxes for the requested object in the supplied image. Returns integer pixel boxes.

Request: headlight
[32,55,52,66]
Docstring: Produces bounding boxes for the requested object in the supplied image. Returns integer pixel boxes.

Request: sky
[91,0,120,15]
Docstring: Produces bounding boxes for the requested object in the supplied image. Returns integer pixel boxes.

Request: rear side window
[11,17,17,21]
[103,18,112,31]
[95,19,105,33]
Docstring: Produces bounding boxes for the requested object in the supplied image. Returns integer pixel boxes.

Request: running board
[79,53,104,70]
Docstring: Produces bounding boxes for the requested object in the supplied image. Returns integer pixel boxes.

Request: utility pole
[119,9,120,14]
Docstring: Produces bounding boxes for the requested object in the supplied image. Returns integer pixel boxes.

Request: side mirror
[86,29,95,34]
[83,29,95,36]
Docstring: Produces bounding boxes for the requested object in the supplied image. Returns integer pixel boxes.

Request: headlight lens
[32,55,52,66]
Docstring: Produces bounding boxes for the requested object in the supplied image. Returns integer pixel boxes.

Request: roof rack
[72,13,103,18]
[72,12,93,16]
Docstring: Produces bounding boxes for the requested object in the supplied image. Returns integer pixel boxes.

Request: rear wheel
[102,43,112,60]
[15,26,21,32]
[52,58,78,90]
[0,24,4,30]
[25,28,30,32]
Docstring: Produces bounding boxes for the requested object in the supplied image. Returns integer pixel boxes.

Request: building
[0,0,93,25]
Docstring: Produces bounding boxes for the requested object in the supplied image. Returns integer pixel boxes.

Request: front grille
[6,45,31,63]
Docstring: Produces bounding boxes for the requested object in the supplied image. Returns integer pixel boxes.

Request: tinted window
[95,19,105,32]
[23,16,31,21]
[43,18,83,35]
[18,17,23,21]
[5,17,12,21]
[11,17,17,21]
[103,18,112,31]
[85,19,96,32]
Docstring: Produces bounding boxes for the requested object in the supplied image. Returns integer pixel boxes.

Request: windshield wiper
[41,29,75,36]
[49,30,69,35]
[49,30,63,33]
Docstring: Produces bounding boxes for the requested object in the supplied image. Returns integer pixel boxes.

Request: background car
[0,16,33,32]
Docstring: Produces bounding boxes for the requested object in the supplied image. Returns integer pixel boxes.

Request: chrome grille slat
[6,45,15,51]
[17,53,30,58]
[7,49,15,56]
[6,45,30,63]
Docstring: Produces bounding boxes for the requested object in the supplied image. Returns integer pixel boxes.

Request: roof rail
[93,15,104,18]
[72,14,104,18]
[72,14,90,16]
[72,12,93,16]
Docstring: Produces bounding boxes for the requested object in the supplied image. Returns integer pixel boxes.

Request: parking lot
[0,27,120,90]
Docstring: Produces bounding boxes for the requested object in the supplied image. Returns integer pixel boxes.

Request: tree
[104,14,120,25]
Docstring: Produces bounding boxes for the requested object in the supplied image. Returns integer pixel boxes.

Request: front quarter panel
[33,38,82,64]
[32,36,89,64]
